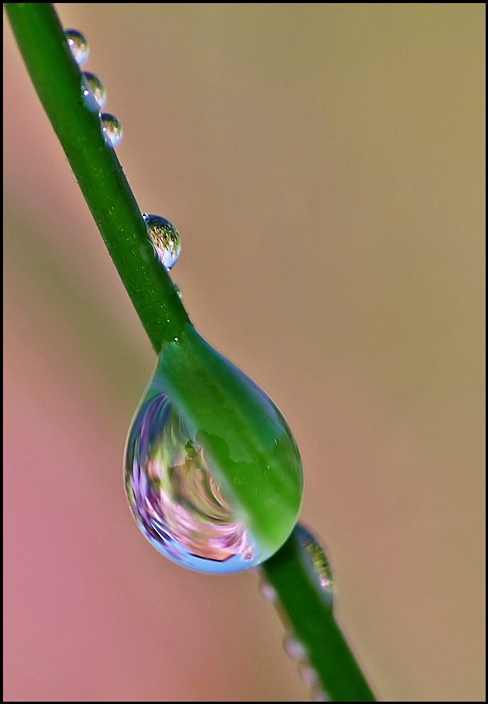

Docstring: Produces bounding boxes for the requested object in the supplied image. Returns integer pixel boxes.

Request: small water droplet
[65,28,89,66]
[295,523,334,605]
[82,71,107,110]
[100,113,123,147]
[142,213,181,270]
[299,663,319,687]
[259,580,278,603]
[124,324,303,574]
[310,687,330,702]
[283,633,307,661]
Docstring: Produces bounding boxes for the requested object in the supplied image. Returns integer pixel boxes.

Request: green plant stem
[6,3,376,700]
[262,530,375,701]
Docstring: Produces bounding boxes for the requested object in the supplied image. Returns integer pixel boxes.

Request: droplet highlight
[295,523,334,606]
[82,71,107,110]
[142,213,181,270]
[100,113,123,147]
[124,323,303,574]
[65,28,89,66]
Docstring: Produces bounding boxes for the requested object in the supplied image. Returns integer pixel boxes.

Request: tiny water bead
[142,213,181,270]
[282,631,326,701]
[295,523,334,606]
[258,578,278,603]
[283,633,308,661]
[100,113,123,147]
[82,71,107,110]
[125,323,303,574]
[299,663,320,688]
[65,28,89,66]
[311,687,330,702]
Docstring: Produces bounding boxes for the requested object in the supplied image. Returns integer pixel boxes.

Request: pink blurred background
[4,4,485,701]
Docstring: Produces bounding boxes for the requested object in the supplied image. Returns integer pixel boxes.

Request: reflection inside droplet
[82,71,107,110]
[124,325,303,574]
[295,523,334,604]
[100,112,123,147]
[125,392,257,573]
[65,28,89,66]
[142,213,181,270]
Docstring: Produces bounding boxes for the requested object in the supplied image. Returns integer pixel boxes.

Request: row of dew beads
[65,29,181,271]
[66,28,122,147]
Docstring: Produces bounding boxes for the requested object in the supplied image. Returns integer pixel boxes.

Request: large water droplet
[142,213,181,270]
[125,324,303,573]
[126,394,255,571]
[295,523,333,605]
[100,113,123,147]
[65,28,89,66]
[82,71,107,110]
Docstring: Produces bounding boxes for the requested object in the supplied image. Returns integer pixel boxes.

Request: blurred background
[3,3,485,701]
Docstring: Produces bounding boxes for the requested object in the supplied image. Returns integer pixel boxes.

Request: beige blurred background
[4,3,485,701]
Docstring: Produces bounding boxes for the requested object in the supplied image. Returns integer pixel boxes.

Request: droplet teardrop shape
[65,28,89,66]
[82,71,107,110]
[125,324,303,573]
[142,213,181,270]
[100,113,123,147]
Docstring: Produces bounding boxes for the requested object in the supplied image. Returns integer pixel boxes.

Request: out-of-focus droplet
[82,71,107,110]
[283,633,307,661]
[259,579,278,603]
[124,323,303,574]
[100,113,123,147]
[295,523,334,605]
[142,213,181,270]
[299,663,319,687]
[310,686,330,702]
[65,28,89,66]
